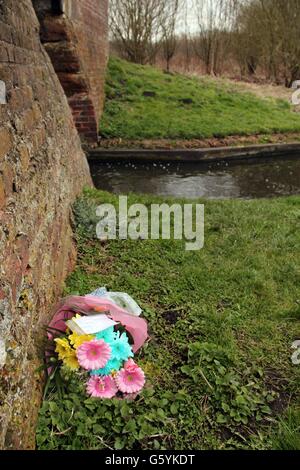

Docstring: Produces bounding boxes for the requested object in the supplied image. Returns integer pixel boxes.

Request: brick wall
[33,0,109,143]
[0,0,92,449]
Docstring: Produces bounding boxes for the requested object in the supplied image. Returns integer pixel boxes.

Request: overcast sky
[177,0,236,34]
[177,0,198,34]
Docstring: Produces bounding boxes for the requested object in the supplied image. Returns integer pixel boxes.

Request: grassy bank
[99,57,300,143]
[37,190,300,450]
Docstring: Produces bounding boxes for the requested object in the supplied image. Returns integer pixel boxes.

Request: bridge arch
[32,0,108,143]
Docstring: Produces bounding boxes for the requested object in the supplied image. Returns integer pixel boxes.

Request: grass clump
[37,190,300,450]
[100,57,300,140]
[271,408,300,450]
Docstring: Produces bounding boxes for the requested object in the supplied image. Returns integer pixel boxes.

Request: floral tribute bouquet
[45,290,148,400]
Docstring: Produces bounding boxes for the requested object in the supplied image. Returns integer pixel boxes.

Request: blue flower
[91,357,123,376]
[95,326,116,344]
[111,335,134,362]
[115,331,129,343]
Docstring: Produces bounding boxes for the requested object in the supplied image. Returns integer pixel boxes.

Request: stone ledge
[88,142,300,163]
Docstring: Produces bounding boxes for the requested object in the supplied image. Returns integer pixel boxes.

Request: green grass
[36,189,300,450]
[272,408,300,450]
[99,57,300,140]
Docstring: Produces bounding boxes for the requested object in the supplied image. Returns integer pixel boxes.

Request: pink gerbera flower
[77,339,111,370]
[87,375,118,399]
[115,359,145,394]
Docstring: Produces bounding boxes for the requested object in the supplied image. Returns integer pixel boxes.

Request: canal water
[90,156,300,199]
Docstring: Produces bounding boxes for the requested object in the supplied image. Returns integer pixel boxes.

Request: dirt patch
[210,76,295,102]
[163,310,184,325]
[265,368,291,415]
[162,306,186,325]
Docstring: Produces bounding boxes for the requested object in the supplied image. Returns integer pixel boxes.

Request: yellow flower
[54,337,73,360]
[63,351,79,370]
[68,332,94,349]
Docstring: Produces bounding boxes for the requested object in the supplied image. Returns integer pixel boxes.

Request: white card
[74,314,117,334]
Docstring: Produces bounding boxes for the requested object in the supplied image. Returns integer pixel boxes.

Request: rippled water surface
[90,156,300,199]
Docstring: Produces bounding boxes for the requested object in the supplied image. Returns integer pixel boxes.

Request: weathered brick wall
[0,0,92,449]
[33,0,109,143]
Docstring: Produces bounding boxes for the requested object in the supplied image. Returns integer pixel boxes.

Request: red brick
[34,0,108,142]
[18,144,30,171]
[40,16,71,42]
[0,0,100,450]
[0,128,12,160]
[0,21,12,43]
[1,161,14,196]
[0,176,5,210]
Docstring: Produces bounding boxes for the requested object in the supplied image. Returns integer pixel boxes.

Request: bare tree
[181,0,193,72]
[235,0,300,86]
[270,0,300,87]
[161,0,180,71]
[192,0,237,75]
[110,0,169,65]
[233,0,262,77]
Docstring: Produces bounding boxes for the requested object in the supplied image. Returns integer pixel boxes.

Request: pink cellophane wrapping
[48,295,148,353]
